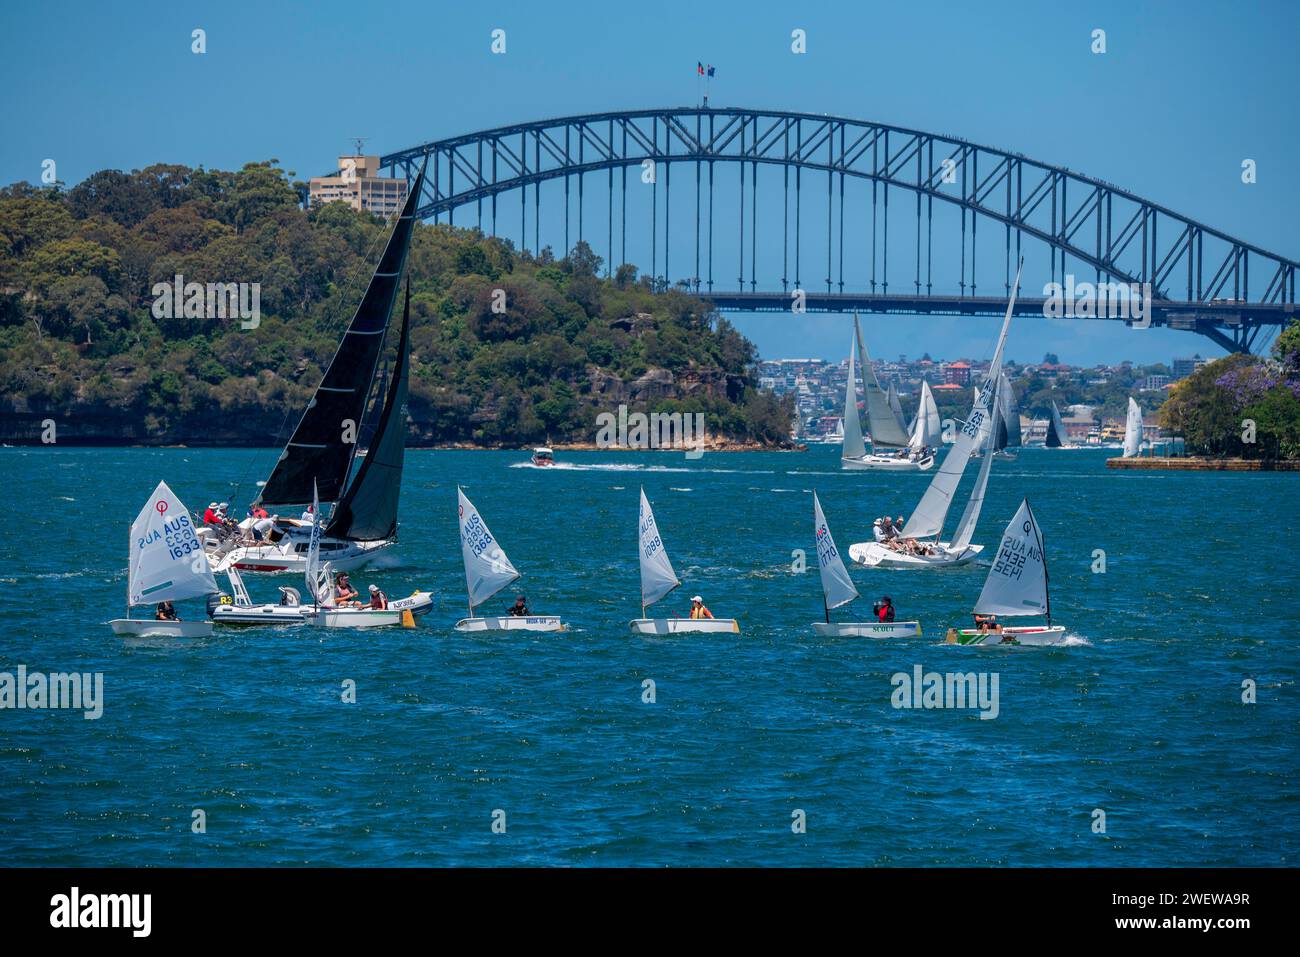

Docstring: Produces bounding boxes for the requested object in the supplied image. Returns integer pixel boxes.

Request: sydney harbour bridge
[372,107,1297,354]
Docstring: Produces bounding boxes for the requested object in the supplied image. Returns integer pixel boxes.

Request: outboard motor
[206,591,232,617]
[278,586,301,607]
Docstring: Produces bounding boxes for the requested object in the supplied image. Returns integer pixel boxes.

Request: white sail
[459,487,521,610]
[887,381,907,434]
[1123,397,1143,457]
[950,394,999,550]
[908,380,941,450]
[127,480,217,607]
[638,487,680,609]
[841,331,867,460]
[304,481,326,603]
[813,492,858,610]
[998,372,1022,448]
[902,261,1022,540]
[974,498,1048,618]
[855,318,911,448]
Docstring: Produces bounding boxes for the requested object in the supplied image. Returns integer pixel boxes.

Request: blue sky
[2,0,1296,366]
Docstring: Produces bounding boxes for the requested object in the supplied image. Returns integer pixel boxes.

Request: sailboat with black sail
[206,164,426,575]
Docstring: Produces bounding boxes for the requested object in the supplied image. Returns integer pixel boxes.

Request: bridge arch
[373,107,1297,352]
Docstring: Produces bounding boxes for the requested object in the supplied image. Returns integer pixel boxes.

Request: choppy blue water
[0,445,1296,866]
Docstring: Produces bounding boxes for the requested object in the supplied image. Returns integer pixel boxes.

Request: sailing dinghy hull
[629,618,740,634]
[811,620,921,638]
[947,625,1067,646]
[841,453,934,471]
[848,541,983,568]
[454,615,566,632]
[109,619,214,639]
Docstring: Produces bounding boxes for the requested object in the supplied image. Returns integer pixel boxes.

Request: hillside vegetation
[0,162,794,447]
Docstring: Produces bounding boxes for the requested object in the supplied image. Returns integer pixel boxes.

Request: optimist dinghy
[108,480,219,639]
[811,492,920,638]
[454,488,565,632]
[628,487,740,634]
[945,498,1067,646]
[849,260,1022,570]
[299,483,432,629]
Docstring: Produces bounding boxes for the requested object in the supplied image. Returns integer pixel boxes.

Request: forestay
[974,498,1048,617]
[127,480,217,607]
[459,487,520,610]
[638,487,680,609]
[813,492,858,610]
[950,394,1000,550]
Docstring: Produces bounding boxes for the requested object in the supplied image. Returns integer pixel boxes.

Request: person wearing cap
[508,595,529,617]
[367,584,388,610]
[688,595,714,620]
[301,503,315,522]
[875,596,896,623]
[334,572,359,606]
[872,517,886,542]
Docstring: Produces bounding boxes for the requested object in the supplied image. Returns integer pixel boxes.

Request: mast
[258,161,426,507]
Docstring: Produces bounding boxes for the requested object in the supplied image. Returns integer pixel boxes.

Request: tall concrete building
[309,156,409,217]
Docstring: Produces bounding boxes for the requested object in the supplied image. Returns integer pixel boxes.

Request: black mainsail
[258,164,425,507]
[325,281,411,541]
[994,372,1021,451]
[1044,400,1065,448]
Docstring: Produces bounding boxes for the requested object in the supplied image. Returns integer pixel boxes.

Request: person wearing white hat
[203,502,220,525]
[688,595,714,620]
[367,583,388,610]
[871,517,886,542]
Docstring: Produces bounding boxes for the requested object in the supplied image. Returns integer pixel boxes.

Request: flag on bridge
[697,61,705,76]
[707,64,715,77]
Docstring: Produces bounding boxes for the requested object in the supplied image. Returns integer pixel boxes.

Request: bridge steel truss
[379,107,1298,353]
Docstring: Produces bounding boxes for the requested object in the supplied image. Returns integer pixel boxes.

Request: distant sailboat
[629,487,739,634]
[945,498,1067,646]
[811,491,920,638]
[1044,400,1074,449]
[841,316,935,471]
[907,380,942,457]
[1122,397,1143,457]
[208,165,427,575]
[109,481,219,638]
[848,260,1023,569]
[987,372,1021,459]
[455,487,565,631]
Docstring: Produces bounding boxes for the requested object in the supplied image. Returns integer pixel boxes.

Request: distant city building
[310,155,409,217]
[1172,354,1207,378]
[945,361,971,386]
[1138,374,1170,391]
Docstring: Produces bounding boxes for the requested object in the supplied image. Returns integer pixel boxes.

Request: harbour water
[1,445,1296,866]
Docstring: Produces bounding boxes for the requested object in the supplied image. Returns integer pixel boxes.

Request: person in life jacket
[875,596,896,623]
[334,573,360,606]
[367,584,388,610]
[688,596,714,620]
[508,595,529,617]
[973,613,1000,633]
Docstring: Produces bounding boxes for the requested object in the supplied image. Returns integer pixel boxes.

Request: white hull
[841,452,934,471]
[811,620,921,638]
[109,619,213,639]
[948,625,1067,646]
[454,615,566,632]
[208,536,391,574]
[848,541,983,568]
[629,618,741,634]
[210,604,307,627]
[305,591,434,629]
